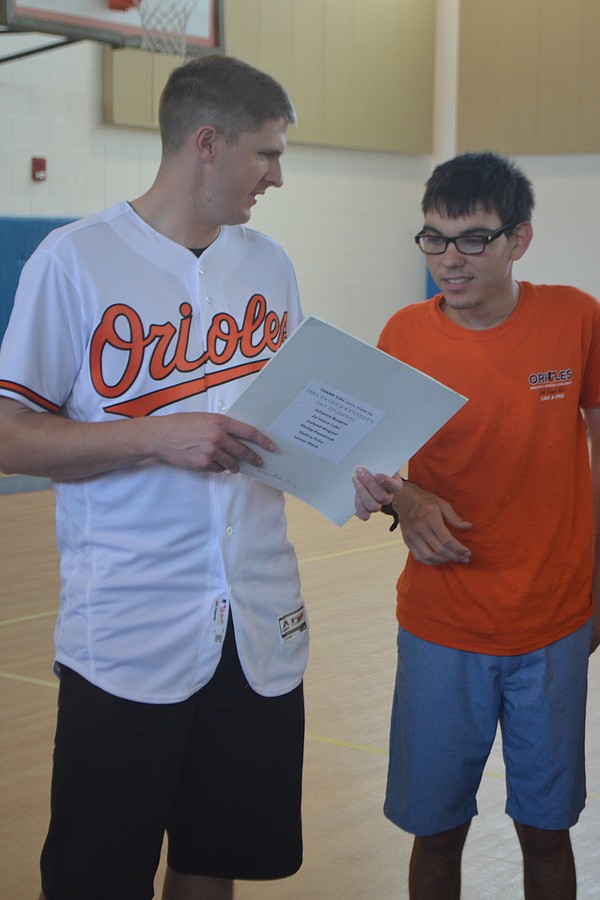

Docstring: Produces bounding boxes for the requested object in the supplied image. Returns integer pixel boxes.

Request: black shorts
[40,620,305,900]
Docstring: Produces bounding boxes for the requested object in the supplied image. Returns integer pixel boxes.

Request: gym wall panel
[458,0,600,155]
[225,0,436,154]
[224,0,325,146]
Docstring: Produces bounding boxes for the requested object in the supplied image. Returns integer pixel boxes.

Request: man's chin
[232,208,252,225]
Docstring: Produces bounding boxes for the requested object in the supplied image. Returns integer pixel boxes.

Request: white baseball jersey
[0,202,308,702]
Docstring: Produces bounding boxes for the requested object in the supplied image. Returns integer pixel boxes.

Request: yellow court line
[0,545,396,625]
[0,545,394,626]
[304,733,600,799]
[1,672,598,801]
[3,579,599,803]
[0,610,57,627]
[299,541,396,565]
[0,670,57,689]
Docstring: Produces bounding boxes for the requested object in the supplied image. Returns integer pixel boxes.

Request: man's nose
[265,158,283,188]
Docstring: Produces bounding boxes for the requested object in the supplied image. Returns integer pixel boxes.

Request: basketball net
[132,0,199,57]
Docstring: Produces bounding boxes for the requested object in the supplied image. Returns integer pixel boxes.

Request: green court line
[0,610,57,627]
[0,669,57,688]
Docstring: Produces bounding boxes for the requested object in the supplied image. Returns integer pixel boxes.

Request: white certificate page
[228,316,467,526]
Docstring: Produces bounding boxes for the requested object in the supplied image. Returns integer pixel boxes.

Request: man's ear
[510,220,533,261]
[194,125,219,160]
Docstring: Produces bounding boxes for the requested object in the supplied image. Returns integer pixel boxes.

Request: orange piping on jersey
[0,380,61,414]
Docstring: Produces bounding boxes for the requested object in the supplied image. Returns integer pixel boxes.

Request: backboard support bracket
[0,30,79,65]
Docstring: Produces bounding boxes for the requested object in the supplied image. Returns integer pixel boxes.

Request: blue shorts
[384,620,592,836]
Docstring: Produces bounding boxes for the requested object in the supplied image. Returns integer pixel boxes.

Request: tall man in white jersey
[0,55,308,900]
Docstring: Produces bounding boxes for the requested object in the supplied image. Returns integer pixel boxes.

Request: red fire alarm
[31,157,47,182]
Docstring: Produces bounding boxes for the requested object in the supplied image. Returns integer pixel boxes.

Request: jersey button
[205,295,212,304]
[218,400,227,411]
[226,526,233,536]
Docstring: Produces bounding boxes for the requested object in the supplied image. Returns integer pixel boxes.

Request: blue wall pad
[0,475,53,495]
[0,216,74,344]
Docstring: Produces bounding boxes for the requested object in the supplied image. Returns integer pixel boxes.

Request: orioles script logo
[89,293,287,417]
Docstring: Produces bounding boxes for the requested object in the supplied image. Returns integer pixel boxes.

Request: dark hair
[159,54,297,156]
[421,152,535,225]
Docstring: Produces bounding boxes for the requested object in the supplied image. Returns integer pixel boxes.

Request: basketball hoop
[132,0,199,57]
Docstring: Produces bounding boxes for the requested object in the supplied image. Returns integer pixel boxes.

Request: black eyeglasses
[414,221,520,255]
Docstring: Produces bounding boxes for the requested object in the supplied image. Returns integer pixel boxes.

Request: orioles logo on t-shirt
[528,368,573,403]
[88,293,287,417]
[528,369,573,386]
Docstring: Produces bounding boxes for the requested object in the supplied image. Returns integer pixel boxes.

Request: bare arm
[0,396,275,480]
[353,466,471,565]
[393,480,472,565]
[584,405,600,654]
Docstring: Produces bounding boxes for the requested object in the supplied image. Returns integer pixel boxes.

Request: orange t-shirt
[378,282,600,654]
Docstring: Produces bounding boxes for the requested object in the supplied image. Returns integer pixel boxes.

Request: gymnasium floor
[1,481,599,899]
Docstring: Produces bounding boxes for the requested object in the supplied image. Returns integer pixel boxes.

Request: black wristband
[380,502,399,532]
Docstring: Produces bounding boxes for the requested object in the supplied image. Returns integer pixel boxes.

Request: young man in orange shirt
[354,152,600,900]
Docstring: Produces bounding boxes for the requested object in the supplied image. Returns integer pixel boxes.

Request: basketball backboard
[0,0,221,53]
